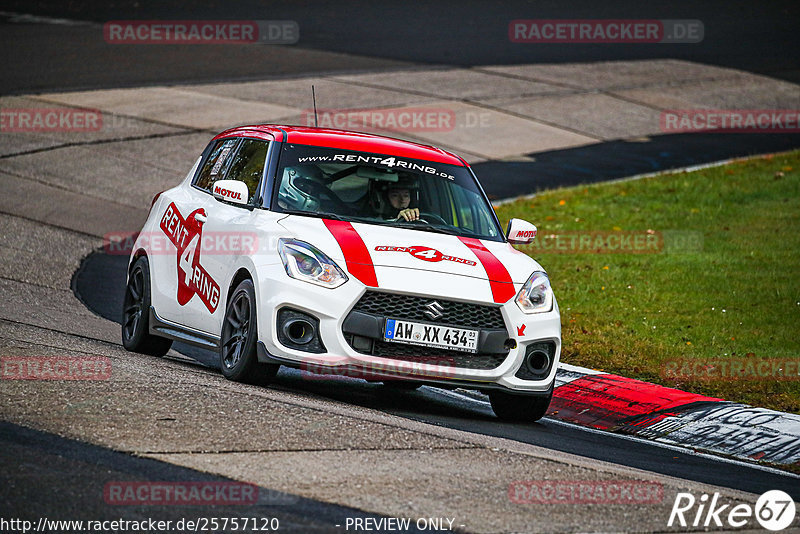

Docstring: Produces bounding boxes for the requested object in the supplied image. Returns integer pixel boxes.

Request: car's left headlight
[516,271,553,314]
[278,238,348,288]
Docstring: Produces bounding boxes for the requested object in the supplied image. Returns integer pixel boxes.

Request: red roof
[212,124,466,166]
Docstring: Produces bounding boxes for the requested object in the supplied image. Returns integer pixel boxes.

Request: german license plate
[384,319,478,353]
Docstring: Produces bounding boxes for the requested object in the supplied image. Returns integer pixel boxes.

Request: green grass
[495,151,800,413]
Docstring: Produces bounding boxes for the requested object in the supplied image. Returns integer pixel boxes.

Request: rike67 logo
[669,490,796,531]
[160,203,220,312]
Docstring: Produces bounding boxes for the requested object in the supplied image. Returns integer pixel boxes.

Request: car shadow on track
[70,248,499,422]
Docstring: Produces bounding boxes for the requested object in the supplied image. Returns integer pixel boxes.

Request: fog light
[515,341,555,380]
[525,349,550,374]
[277,308,326,353]
[283,319,314,345]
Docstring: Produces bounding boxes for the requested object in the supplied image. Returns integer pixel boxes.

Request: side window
[194,138,240,193]
[224,139,270,203]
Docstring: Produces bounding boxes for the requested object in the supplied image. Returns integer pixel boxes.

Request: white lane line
[431,388,800,479]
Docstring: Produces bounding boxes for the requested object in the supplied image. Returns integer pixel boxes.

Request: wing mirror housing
[506,218,538,244]
[212,180,250,206]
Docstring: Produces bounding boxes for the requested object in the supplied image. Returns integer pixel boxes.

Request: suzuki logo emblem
[424,301,445,320]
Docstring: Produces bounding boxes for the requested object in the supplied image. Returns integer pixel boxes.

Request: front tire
[489,386,553,422]
[220,279,278,385]
[121,256,172,357]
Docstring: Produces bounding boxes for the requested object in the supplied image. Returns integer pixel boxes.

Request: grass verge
[495,151,800,413]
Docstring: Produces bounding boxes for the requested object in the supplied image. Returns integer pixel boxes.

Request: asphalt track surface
[2,422,424,533]
[1,0,798,95]
[3,1,800,531]
[72,251,800,502]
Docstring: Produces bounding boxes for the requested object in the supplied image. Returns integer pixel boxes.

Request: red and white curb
[550,363,800,466]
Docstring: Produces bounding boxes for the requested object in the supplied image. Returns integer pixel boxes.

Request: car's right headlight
[278,238,348,288]
[515,271,553,314]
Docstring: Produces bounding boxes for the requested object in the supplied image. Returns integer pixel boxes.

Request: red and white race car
[122,125,560,421]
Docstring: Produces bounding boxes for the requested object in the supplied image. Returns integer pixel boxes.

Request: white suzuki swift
[122,125,560,421]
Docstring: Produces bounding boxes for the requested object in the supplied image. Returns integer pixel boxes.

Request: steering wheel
[400,211,448,225]
[293,178,350,212]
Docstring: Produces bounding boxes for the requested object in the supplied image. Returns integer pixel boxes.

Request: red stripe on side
[548,373,721,430]
[458,237,516,303]
[323,219,378,287]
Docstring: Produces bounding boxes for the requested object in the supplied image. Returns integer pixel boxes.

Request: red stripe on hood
[459,237,516,303]
[323,219,378,287]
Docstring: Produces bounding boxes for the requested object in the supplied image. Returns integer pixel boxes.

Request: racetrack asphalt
[2,421,427,533]
[2,4,800,532]
[71,249,800,499]
[4,59,799,201]
[2,0,798,94]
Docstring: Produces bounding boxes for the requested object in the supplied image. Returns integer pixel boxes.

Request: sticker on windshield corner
[374,245,477,266]
[159,202,221,313]
[295,153,455,180]
[210,142,235,176]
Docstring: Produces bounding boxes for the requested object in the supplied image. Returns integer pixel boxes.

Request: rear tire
[220,279,278,385]
[489,386,553,422]
[121,256,172,357]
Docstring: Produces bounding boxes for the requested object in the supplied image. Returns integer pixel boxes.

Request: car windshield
[272,143,503,240]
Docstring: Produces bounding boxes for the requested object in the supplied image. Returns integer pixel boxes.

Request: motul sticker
[159,203,221,312]
[374,245,477,266]
[515,229,537,239]
[212,183,243,201]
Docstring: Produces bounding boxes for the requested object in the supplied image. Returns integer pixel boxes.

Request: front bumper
[255,264,561,393]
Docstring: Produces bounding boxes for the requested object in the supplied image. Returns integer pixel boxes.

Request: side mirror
[506,218,537,245]
[212,180,249,206]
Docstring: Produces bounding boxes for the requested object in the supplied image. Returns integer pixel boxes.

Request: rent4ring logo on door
[374,246,477,266]
[160,203,220,312]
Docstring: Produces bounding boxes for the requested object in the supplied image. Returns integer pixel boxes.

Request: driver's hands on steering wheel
[397,208,420,221]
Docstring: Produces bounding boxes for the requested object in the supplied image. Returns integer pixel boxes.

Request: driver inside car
[371,176,421,221]
[387,185,419,221]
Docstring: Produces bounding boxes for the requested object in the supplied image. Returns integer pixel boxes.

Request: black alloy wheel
[121,256,172,356]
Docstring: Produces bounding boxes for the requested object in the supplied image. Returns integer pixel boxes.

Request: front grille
[344,335,507,370]
[343,291,510,371]
[352,291,506,329]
